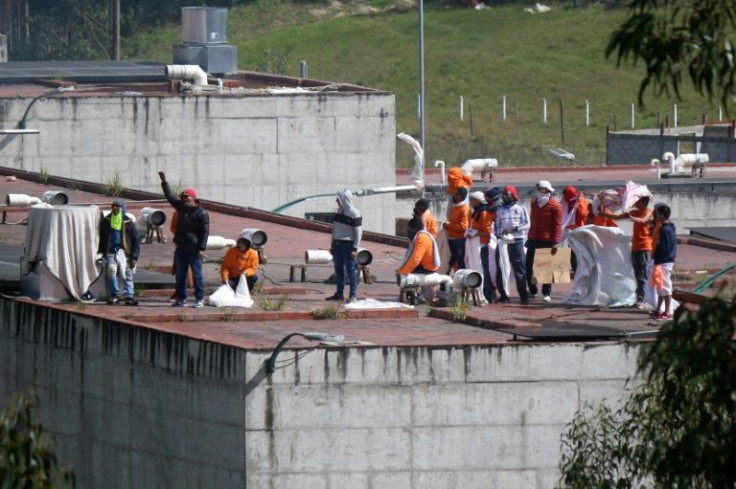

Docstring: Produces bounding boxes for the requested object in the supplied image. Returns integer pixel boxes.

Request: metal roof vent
[173,6,237,76]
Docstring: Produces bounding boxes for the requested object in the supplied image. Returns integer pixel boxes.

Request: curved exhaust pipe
[166,65,209,86]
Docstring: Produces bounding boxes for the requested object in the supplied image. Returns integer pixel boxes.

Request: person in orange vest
[527,180,563,302]
[220,237,260,292]
[413,198,438,237]
[442,187,470,273]
[398,217,441,276]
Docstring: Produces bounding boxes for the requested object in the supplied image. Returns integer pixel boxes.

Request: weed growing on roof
[451,296,469,322]
[75,301,87,311]
[259,295,288,311]
[38,167,50,185]
[310,305,345,320]
[219,306,235,321]
[105,172,124,196]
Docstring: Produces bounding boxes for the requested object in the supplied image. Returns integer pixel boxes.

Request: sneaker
[326,293,345,301]
[124,298,138,306]
[172,300,187,307]
[345,297,357,304]
[193,300,204,308]
[106,296,119,305]
[81,291,96,302]
[543,295,552,303]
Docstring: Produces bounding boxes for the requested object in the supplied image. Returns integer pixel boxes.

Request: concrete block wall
[245,343,640,488]
[0,91,397,234]
[606,133,679,165]
[0,298,247,489]
[0,297,641,489]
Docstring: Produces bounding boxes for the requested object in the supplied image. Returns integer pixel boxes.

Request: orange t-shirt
[445,203,470,240]
[399,232,439,275]
[630,208,653,252]
[220,247,259,282]
[471,209,494,245]
[593,208,618,228]
[422,211,438,237]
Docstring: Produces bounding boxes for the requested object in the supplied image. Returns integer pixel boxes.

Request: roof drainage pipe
[165,65,209,86]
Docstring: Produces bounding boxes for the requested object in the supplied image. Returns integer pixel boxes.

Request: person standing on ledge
[98,198,140,306]
[326,189,362,304]
[158,171,209,308]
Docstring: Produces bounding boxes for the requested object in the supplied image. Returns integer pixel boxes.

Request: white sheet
[564,225,636,307]
[24,204,101,300]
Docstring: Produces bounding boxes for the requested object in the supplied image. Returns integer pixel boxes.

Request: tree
[558,295,736,488]
[0,387,75,489]
[606,0,736,110]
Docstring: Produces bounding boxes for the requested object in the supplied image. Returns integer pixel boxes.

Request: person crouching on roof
[399,217,441,303]
[413,198,438,237]
[221,237,260,292]
[98,198,140,306]
[327,189,363,304]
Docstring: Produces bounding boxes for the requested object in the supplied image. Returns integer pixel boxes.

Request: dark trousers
[526,239,555,297]
[174,247,204,302]
[496,238,529,300]
[447,238,466,272]
[631,250,650,302]
[228,275,258,292]
[570,250,577,277]
[480,245,496,302]
[332,240,357,299]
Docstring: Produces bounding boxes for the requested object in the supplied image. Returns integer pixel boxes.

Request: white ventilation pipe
[452,269,483,290]
[306,250,332,264]
[206,236,236,249]
[138,207,167,227]
[434,160,447,185]
[240,228,268,248]
[166,64,209,86]
[662,152,709,174]
[651,158,662,179]
[460,158,498,181]
[41,191,68,205]
[398,273,453,288]
[6,194,42,207]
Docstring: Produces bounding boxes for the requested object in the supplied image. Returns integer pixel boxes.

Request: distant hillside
[123,1,720,168]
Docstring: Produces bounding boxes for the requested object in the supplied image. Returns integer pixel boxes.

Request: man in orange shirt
[442,187,470,272]
[221,237,260,292]
[469,190,495,303]
[625,196,654,306]
[413,198,438,237]
[399,217,440,276]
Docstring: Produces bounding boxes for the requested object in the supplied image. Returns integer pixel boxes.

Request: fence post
[417,93,421,120]
[630,103,635,129]
[469,101,474,138]
[299,60,308,78]
[543,98,547,123]
[673,104,678,128]
[585,100,590,127]
[502,95,507,121]
[559,98,565,143]
[459,95,464,121]
[719,106,723,120]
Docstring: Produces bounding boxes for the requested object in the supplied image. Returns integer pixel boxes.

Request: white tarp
[24,204,100,300]
[564,225,636,307]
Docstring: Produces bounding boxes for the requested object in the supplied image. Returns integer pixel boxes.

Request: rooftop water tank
[182,7,228,45]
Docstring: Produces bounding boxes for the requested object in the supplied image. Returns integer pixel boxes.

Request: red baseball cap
[181,188,197,199]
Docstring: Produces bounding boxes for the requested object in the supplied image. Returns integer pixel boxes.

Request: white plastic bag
[207,275,254,308]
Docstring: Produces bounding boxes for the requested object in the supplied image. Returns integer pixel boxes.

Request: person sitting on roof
[221,237,260,293]
[413,198,438,237]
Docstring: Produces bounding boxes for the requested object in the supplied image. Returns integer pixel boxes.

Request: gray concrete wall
[606,132,736,165]
[0,34,7,62]
[0,297,641,489]
[0,92,397,234]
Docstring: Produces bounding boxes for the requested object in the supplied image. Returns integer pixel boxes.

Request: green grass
[121,1,720,166]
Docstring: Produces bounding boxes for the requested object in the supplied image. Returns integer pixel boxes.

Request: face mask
[537,191,550,208]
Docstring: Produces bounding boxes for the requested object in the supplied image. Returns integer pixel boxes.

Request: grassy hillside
[123,1,719,168]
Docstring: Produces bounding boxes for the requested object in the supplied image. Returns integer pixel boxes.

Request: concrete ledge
[130,307,419,323]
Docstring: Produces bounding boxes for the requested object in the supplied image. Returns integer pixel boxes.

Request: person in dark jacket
[159,171,210,308]
[651,204,677,320]
[98,198,140,305]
